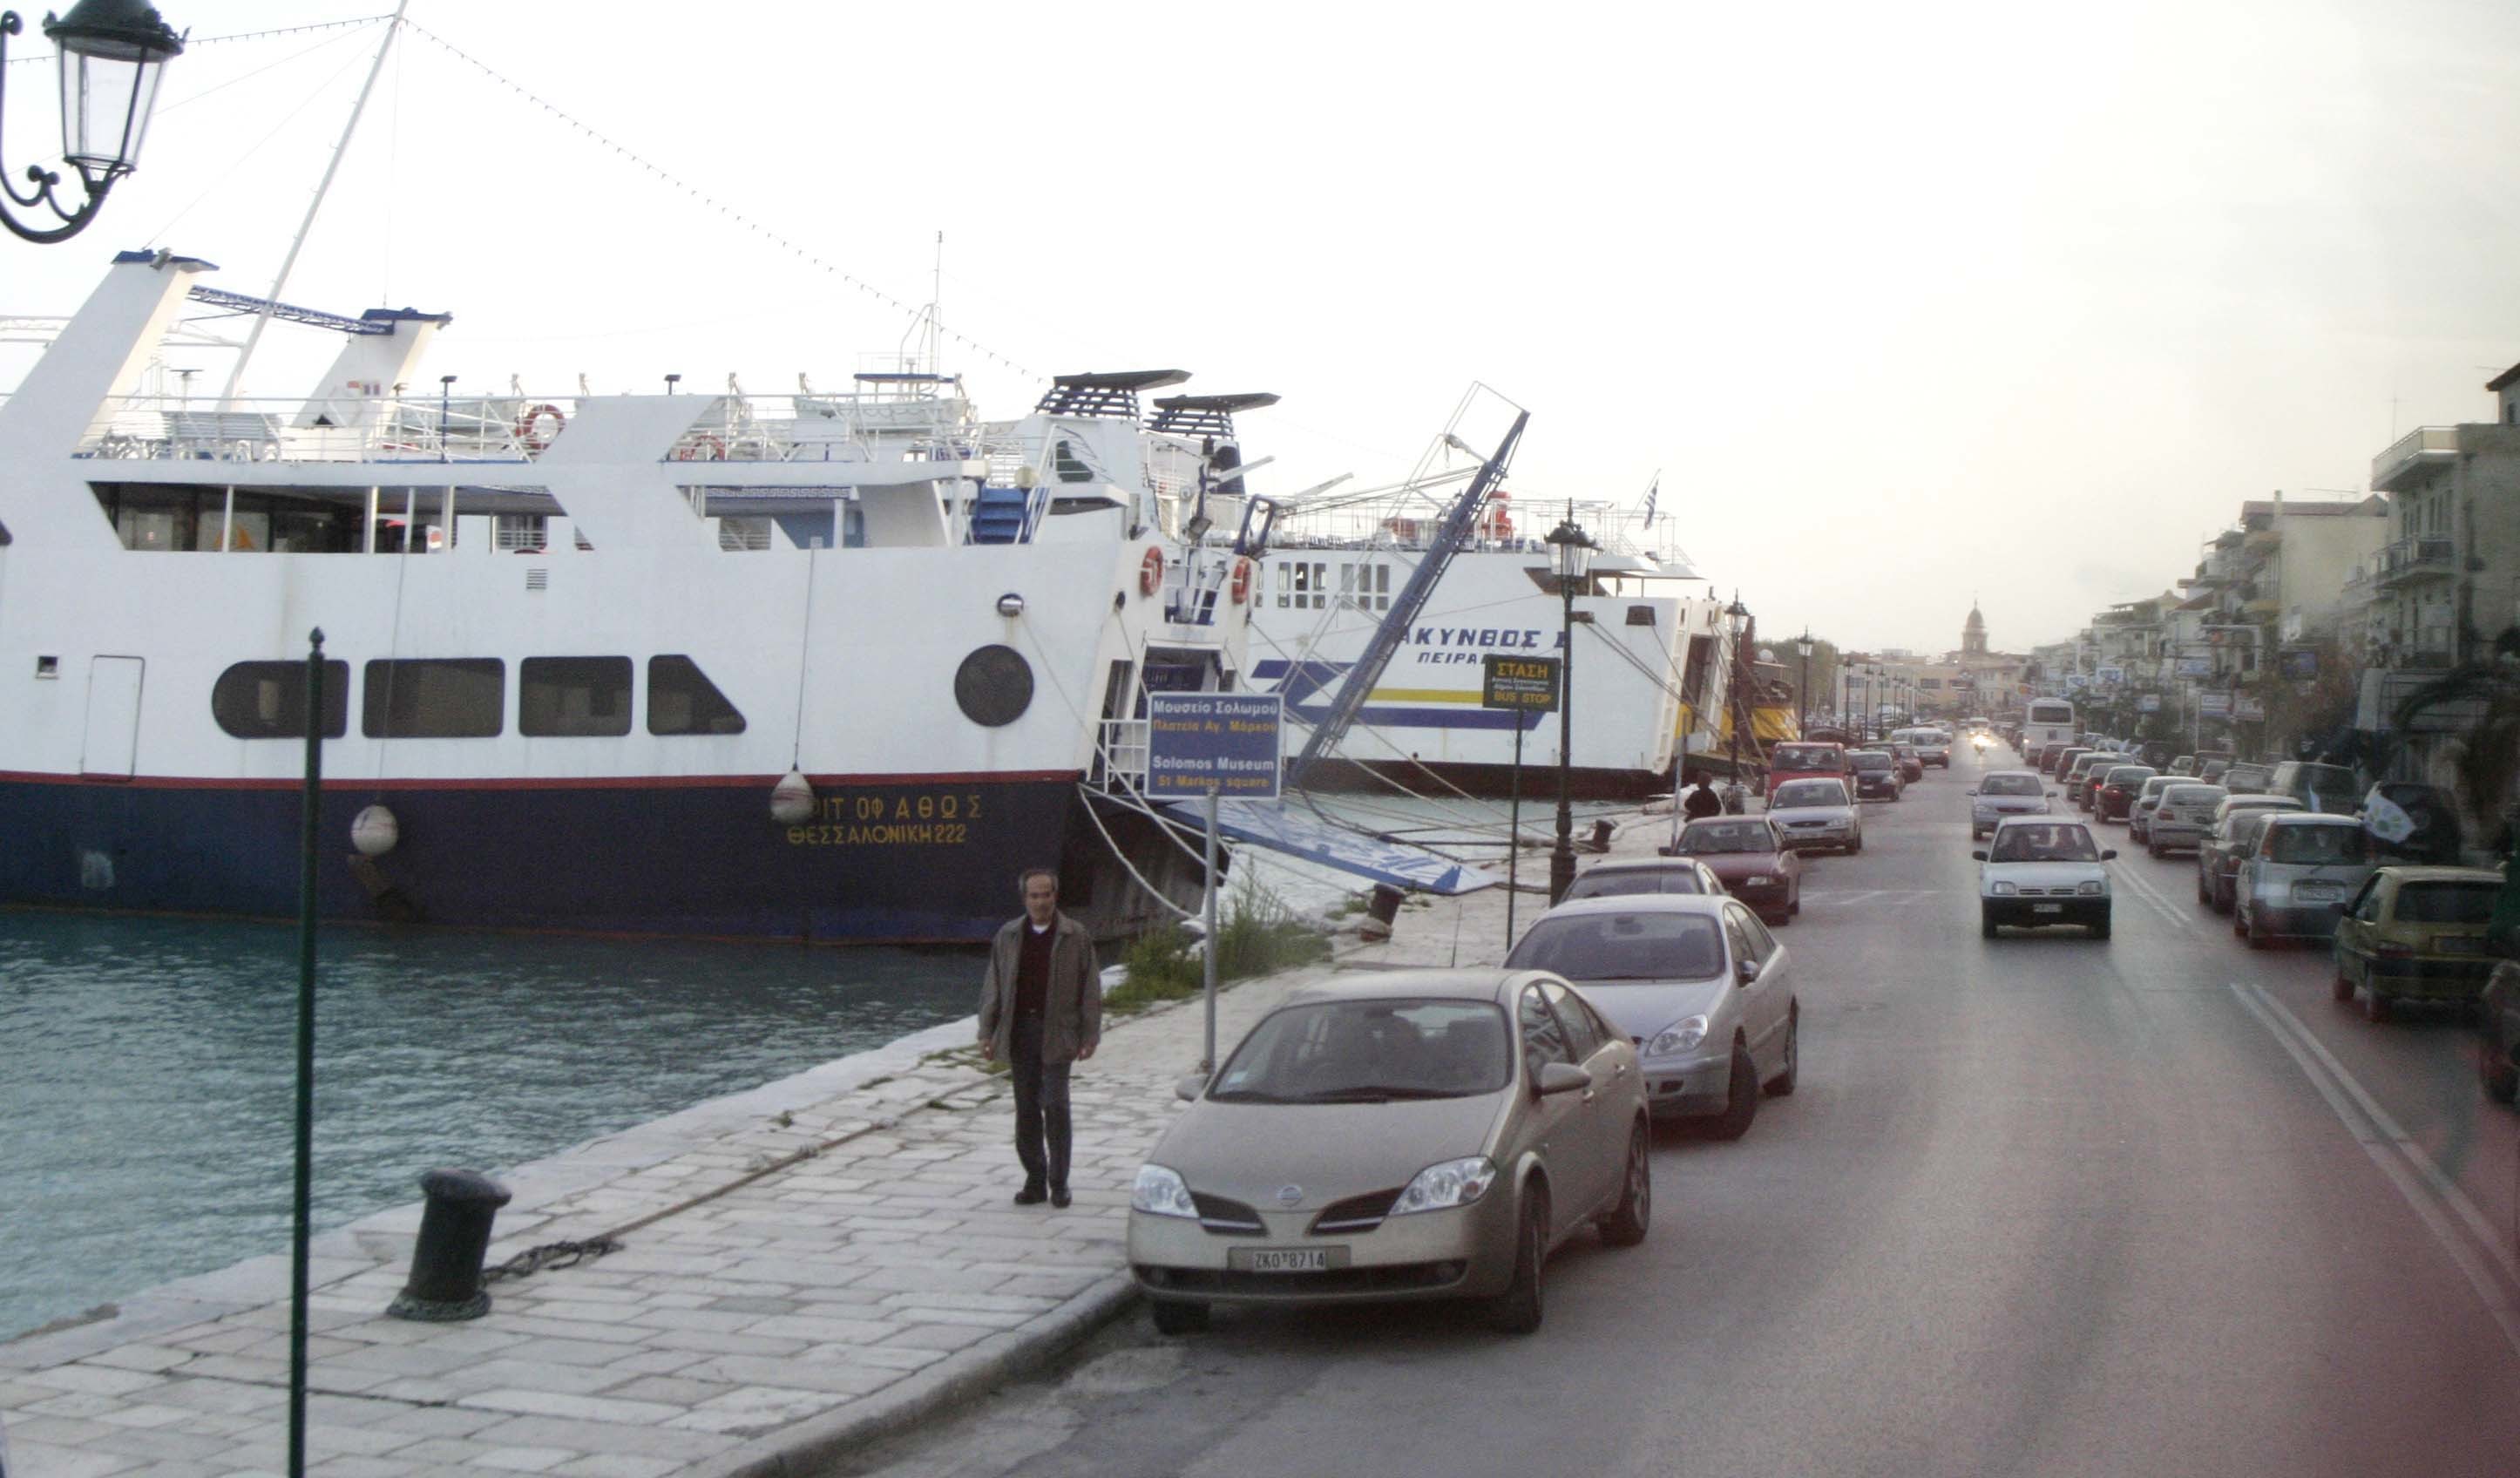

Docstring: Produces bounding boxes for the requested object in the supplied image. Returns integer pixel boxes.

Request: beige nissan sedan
[1128,970,1650,1336]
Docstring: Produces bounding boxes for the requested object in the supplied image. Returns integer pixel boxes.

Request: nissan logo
[1274,1184,1304,1208]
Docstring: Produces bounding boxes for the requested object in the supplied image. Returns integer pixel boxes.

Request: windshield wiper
[1290,1085,1466,1103]
[1205,1088,1296,1104]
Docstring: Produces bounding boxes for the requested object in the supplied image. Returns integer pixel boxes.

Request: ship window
[495,514,547,552]
[1277,561,1291,608]
[363,660,505,738]
[649,654,747,736]
[520,657,633,737]
[1376,563,1391,610]
[213,660,349,739]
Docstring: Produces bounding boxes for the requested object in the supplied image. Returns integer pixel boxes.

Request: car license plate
[1230,1247,1345,1273]
[2295,883,2341,901]
[2032,903,2063,914]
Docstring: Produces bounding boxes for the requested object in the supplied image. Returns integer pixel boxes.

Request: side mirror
[1737,957,1763,986]
[1965,789,1979,797]
[1535,1061,1591,1096]
[1175,1072,1208,1102]
[2101,850,2117,861]
[1972,850,1988,861]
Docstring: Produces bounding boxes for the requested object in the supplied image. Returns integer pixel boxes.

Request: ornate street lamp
[1543,506,1596,905]
[1724,593,1751,806]
[0,1,185,244]
[1795,629,1814,737]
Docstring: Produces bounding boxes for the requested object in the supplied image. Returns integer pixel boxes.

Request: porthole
[955,645,1033,728]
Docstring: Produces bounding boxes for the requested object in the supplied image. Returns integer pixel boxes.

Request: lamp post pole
[1545,507,1595,905]
[1796,630,1814,737]
[1724,593,1750,803]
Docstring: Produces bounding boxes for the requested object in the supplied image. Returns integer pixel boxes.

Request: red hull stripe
[0,769,1084,792]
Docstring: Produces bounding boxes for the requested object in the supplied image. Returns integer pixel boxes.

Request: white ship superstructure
[0,251,1272,942]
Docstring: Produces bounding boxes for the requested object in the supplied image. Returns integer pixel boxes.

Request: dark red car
[2094,764,2158,823]
[1765,741,1852,797]
[1674,815,1804,925]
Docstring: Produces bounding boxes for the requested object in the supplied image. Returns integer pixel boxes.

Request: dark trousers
[1008,1016,1073,1190]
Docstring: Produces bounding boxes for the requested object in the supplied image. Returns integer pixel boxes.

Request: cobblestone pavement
[0,810,1627,1477]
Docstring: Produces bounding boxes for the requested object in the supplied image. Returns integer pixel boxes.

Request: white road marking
[2229,979,2520,1359]
[2110,860,2193,931]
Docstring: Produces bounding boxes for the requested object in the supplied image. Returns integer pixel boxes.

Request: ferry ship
[1245,494,1731,798]
[0,251,1270,944]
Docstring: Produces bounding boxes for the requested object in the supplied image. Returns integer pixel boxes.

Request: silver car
[2236,813,2377,947]
[1129,970,1650,1336]
[1968,768,2053,840]
[1506,893,1800,1136]
[2146,783,2228,857]
[1765,776,1862,853]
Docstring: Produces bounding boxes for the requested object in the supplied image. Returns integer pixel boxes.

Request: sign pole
[1506,722,1523,948]
[1202,785,1218,1072]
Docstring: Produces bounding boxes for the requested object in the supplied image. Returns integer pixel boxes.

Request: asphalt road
[840,744,2520,1478]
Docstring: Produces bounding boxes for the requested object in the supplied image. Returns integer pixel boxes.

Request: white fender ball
[351,804,400,857]
[770,770,816,824]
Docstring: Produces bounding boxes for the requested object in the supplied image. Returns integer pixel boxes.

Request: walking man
[978,867,1101,1208]
[1681,769,1724,822]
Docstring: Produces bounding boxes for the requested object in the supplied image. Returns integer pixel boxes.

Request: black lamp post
[0,1,185,244]
[1723,592,1750,799]
[1544,506,1596,905]
[1795,629,1814,736]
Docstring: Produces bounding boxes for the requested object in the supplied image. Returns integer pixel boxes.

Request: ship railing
[1094,718,1151,792]
[1164,546,1243,628]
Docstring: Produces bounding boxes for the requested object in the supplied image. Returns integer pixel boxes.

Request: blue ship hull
[0,770,1101,944]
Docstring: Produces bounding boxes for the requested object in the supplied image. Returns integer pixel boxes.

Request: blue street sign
[1146,693,1284,799]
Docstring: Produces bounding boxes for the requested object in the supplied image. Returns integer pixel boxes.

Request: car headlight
[1390,1156,1498,1216]
[1990,881,2018,896]
[1131,1163,1199,1218]
[2077,880,2105,896]
[1745,873,1774,885]
[1649,1014,1710,1057]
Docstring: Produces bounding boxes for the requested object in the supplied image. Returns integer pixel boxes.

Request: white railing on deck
[1096,718,1150,792]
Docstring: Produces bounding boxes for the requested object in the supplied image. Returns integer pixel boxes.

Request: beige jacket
[977,912,1101,1064]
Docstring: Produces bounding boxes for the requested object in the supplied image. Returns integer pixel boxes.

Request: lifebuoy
[672,434,727,461]
[1139,547,1164,597]
[1229,557,1254,604]
[517,403,566,451]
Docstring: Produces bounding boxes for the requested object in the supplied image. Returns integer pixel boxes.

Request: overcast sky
[7,0,2517,654]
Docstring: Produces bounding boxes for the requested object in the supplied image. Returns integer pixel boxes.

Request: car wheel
[2333,957,2356,1002]
[2212,878,2234,916]
[1487,1187,1549,1334]
[1707,1040,1759,1141]
[2363,983,2391,1023]
[1981,905,1999,939]
[2479,1032,2519,1104]
[1150,1299,1209,1336]
[2089,909,2111,941]
[2149,838,2164,859]
[1850,836,1863,854]
[1765,1008,1799,1096]
[2196,870,2211,905]
[1599,1126,1650,1247]
[2245,911,2269,950]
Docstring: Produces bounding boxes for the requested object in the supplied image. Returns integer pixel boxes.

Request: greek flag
[1642,474,1660,526]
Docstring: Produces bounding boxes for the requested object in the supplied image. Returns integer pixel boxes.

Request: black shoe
[1013,1181,1047,1205]
[1050,1186,1072,1210]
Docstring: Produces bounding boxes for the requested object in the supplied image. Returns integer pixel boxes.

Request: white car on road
[1976,817,2115,939]
[1764,776,1861,855]
[1967,769,2053,840]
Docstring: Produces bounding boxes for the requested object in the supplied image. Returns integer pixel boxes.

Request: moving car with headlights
[1849,749,1905,800]
[1967,769,2053,840]
[1129,969,1650,1336]
[1505,894,1799,1137]
[1976,817,2114,939]
[2146,783,2229,858]
[2093,764,2158,824]
[1765,776,1861,854]
[2331,866,2508,1021]
[1671,816,1803,925]
[1566,857,1725,901]
[2127,775,2179,844]
[2234,812,2375,948]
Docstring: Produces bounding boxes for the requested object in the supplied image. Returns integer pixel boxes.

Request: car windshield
[1504,911,1727,982]
[1981,774,2042,797]
[2266,825,2368,864]
[2225,764,2271,790]
[1773,746,1835,769]
[2291,765,2359,806]
[1679,820,1774,855]
[2395,883,2498,925]
[1209,999,1510,1102]
[1563,866,1706,898]
[1773,781,1845,809]
[1852,753,1892,771]
[1989,823,2100,862]
[2166,786,2227,806]
[2106,768,2156,786]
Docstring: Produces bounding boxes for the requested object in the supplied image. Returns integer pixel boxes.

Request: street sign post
[1481,654,1561,947]
[1148,693,1283,1069]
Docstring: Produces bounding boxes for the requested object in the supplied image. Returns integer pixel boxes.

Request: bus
[2022,698,2076,756]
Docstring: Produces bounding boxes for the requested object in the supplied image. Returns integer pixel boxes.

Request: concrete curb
[697,1272,1141,1476]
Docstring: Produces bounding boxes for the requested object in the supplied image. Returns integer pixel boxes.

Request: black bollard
[386,1168,512,1322]
[1359,883,1405,940]
[1589,818,1616,851]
